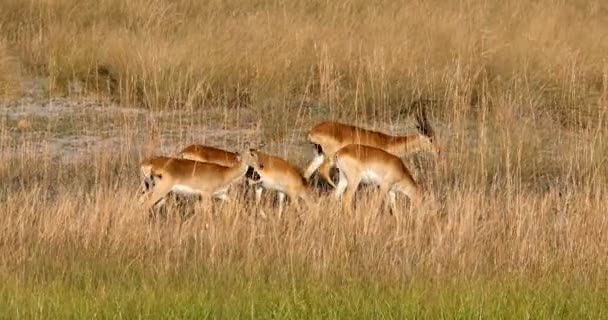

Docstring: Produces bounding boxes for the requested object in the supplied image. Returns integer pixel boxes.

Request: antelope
[245,149,313,217]
[333,144,422,214]
[138,144,259,211]
[179,144,241,167]
[303,102,439,188]
[178,143,261,196]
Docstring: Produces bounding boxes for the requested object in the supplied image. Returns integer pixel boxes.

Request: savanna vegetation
[1,0,607,318]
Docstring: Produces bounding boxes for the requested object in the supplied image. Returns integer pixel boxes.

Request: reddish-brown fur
[303,121,439,188]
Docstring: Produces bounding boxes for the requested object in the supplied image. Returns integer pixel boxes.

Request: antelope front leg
[318,157,337,188]
[303,153,325,181]
[277,192,286,219]
[247,180,267,219]
[247,179,264,203]
[142,185,172,212]
[387,191,398,215]
[332,170,348,199]
[254,187,263,205]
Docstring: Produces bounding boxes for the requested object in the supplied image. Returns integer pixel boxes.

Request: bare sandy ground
[1,79,270,163]
[1,78,435,167]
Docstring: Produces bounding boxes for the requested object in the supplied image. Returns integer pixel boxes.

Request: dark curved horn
[412,99,436,138]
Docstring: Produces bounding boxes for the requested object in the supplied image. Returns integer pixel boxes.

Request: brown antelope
[179,144,240,167]
[333,144,422,213]
[138,144,259,211]
[245,150,313,217]
[303,103,439,188]
[178,143,261,197]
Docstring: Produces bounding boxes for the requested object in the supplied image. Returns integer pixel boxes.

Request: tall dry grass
[0,96,607,284]
[1,0,607,122]
[0,0,608,316]
[0,38,22,97]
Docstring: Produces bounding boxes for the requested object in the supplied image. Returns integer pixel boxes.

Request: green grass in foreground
[1,261,606,319]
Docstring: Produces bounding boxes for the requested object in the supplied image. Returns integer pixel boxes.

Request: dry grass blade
[0,0,607,317]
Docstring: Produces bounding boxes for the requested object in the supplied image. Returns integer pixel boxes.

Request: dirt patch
[0,93,264,164]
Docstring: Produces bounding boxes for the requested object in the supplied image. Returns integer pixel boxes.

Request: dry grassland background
[1,0,608,318]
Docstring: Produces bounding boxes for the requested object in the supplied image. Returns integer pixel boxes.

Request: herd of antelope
[138,107,440,217]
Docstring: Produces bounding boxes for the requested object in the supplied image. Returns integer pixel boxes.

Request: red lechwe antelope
[178,143,262,198]
[138,144,260,211]
[303,104,439,188]
[178,144,311,216]
[333,144,422,213]
[179,144,241,167]
[245,149,313,217]
[179,143,260,183]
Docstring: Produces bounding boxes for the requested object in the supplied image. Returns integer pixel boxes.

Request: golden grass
[0,100,607,283]
[0,0,606,121]
[0,38,22,97]
[0,0,607,316]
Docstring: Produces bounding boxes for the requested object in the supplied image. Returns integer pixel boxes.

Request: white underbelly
[360,170,382,185]
[172,184,201,196]
[262,179,287,193]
